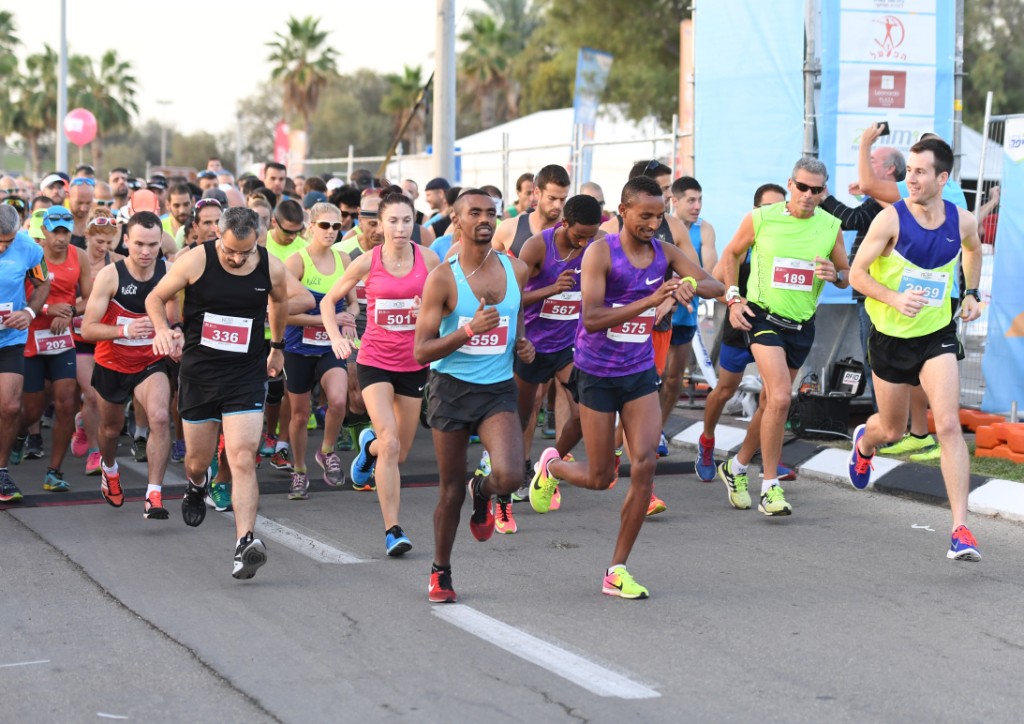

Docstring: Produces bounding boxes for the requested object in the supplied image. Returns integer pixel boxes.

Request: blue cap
[42,206,74,232]
[303,191,327,209]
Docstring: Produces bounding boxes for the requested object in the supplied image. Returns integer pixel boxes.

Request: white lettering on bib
[607,305,655,343]
[34,328,74,355]
[375,298,416,331]
[114,315,153,346]
[897,268,948,308]
[539,291,582,321]
[771,257,815,291]
[0,302,12,329]
[200,313,253,353]
[302,325,332,346]
[458,315,509,355]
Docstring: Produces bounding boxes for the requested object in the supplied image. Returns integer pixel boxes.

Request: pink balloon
[64,108,97,147]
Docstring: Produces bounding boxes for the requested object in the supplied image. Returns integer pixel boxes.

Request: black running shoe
[181,479,208,527]
[232,532,267,580]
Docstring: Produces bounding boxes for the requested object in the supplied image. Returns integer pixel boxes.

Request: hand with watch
[960,288,982,323]
[725,285,755,331]
[268,339,285,378]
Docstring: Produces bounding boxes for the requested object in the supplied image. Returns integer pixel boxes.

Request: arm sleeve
[820,196,883,233]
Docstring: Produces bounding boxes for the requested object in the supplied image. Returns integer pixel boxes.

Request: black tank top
[180,240,272,384]
[411,224,421,244]
[511,213,533,256]
[114,259,166,314]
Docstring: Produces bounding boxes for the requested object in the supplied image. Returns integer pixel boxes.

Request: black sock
[911,432,929,439]
[431,563,451,573]
[496,494,511,504]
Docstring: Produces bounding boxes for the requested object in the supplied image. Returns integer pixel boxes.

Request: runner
[148,207,289,580]
[508,194,604,533]
[847,136,983,561]
[281,203,355,500]
[530,175,722,599]
[718,157,848,516]
[322,191,441,555]
[414,188,534,601]
[15,206,92,493]
[0,205,50,502]
[505,173,534,219]
[492,165,570,257]
[82,211,179,519]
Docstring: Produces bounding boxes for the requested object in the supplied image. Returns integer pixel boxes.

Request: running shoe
[9,436,25,466]
[307,412,317,431]
[0,470,23,503]
[478,450,492,477]
[350,428,377,490]
[100,466,123,507]
[170,439,186,463]
[144,489,169,520]
[43,469,70,492]
[880,433,935,456]
[717,459,751,510]
[25,434,44,460]
[495,498,517,534]
[259,433,276,457]
[611,448,622,489]
[288,472,310,501]
[511,459,531,502]
[695,434,716,481]
[947,525,981,561]
[232,532,267,580]
[541,411,556,439]
[314,405,327,429]
[778,464,797,482]
[529,447,561,514]
[468,472,495,541]
[469,434,481,445]
[270,447,293,471]
[41,403,54,428]
[759,484,792,516]
[206,481,232,511]
[646,493,666,516]
[909,444,942,463]
[335,427,354,452]
[182,478,208,527]
[85,450,102,476]
[657,431,669,458]
[848,424,874,490]
[385,525,412,557]
[428,567,457,603]
[131,436,148,463]
[315,449,346,487]
[71,413,88,457]
[550,486,562,512]
[602,566,649,600]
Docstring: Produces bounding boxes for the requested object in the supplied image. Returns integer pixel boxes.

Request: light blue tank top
[672,219,703,327]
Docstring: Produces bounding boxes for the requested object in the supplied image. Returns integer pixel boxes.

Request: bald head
[360,194,382,214]
[224,187,246,208]
[870,146,906,182]
[0,176,18,196]
[69,182,95,220]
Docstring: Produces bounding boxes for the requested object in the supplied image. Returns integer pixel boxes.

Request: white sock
[731,455,748,474]
[275,440,290,452]
[135,426,149,439]
[762,477,779,494]
[146,484,161,496]
[607,564,625,576]
[101,460,118,475]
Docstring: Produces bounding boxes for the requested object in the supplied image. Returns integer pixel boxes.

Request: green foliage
[267,15,340,137]
[308,71,394,158]
[382,66,428,154]
[963,0,1024,127]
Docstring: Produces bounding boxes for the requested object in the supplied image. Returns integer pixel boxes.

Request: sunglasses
[642,159,662,178]
[2,197,26,210]
[88,217,119,228]
[339,210,357,219]
[792,180,825,194]
[1,188,21,196]
[46,212,74,222]
[195,198,223,212]
[315,221,343,231]
[94,199,114,207]
[71,177,95,187]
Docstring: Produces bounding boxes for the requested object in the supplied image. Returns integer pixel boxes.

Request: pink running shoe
[71,413,88,457]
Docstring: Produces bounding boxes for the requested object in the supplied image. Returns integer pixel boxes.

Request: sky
[5,0,485,136]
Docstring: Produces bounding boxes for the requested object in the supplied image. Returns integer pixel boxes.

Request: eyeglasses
[1,188,20,196]
[274,216,304,236]
[88,217,119,228]
[217,241,259,260]
[792,180,825,195]
[94,199,114,207]
[70,177,96,187]
[1,197,26,210]
[195,198,223,212]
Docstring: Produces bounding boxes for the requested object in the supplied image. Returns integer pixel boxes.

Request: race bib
[539,291,582,321]
[113,315,153,347]
[607,305,655,343]
[897,268,948,308]
[34,328,74,355]
[302,325,333,346]
[375,298,416,331]
[355,279,367,303]
[200,312,252,353]
[0,302,12,330]
[771,257,815,291]
[72,315,84,337]
[458,315,509,355]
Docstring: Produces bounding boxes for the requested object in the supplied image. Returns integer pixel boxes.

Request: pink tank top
[357,243,429,372]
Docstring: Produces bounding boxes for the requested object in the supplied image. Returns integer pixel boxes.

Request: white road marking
[223,513,365,564]
[97,713,129,720]
[0,659,50,669]
[912,524,936,532]
[432,605,660,700]
[118,460,187,488]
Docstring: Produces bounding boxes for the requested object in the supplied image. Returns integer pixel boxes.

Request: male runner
[532,176,723,598]
[148,207,289,580]
[718,158,849,516]
[492,165,570,257]
[505,173,534,219]
[414,189,535,602]
[83,211,179,519]
[848,137,983,561]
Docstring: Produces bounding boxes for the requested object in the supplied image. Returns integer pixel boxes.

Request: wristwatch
[270,340,285,350]
[964,288,981,303]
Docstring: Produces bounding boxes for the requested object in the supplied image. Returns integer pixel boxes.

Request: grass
[812,437,1024,482]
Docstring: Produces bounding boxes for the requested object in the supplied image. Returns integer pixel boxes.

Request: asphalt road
[4,425,1024,723]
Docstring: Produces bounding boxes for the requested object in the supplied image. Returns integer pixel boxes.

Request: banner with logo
[981,117,1024,414]
[818,0,955,303]
[572,48,614,185]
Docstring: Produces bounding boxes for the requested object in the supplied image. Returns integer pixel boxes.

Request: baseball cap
[425,177,450,192]
[197,170,217,180]
[42,206,74,232]
[147,174,168,190]
[303,191,327,209]
[326,178,344,192]
[28,209,47,239]
[129,189,160,214]
[40,172,70,190]
[201,188,229,207]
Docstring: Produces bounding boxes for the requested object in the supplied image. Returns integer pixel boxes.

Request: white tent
[960,125,1003,181]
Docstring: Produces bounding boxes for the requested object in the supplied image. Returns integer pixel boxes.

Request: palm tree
[13,45,59,177]
[479,0,540,118]
[69,50,139,172]
[0,11,21,147]
[266,15,340,150]
[382,65,428,154]
[458,14,510,129]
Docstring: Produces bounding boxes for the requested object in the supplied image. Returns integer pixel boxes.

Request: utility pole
[432,0,456,181]
[157,100,171,168]
[56,0,68,173]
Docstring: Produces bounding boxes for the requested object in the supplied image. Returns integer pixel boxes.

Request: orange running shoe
[646,493,666,516]
[100,467,123,508]
[495,499,517,534]
[144,489,170,520]
[428,567,457,603]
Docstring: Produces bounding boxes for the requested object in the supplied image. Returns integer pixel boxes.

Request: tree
[266,15,340,149]
[230,89,282,170]
[14,44,59,177]
[963,0,1024,129]
[382,65,428,154]
[308,71,394,160]
[69,50,139,173]
[458,14,511,129]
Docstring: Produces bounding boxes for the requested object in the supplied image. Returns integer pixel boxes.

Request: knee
[628,452,657,480]
[146,406,170,429]
[0,399,20,420]
[54,394,76,417]
[376,433,400,461]
[99,418,122,440]
[489,464,521,496]
[763,390,791,415]
[438,481,466,508]
[878,419,907,443]
[933,416,961,441]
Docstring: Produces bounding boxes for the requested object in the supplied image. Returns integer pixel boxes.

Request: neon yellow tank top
[299,246,346,294]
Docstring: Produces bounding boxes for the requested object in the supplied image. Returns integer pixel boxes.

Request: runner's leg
[135,372,171,488]
[432,428,470,568]
[918,354,969,529]
[221,411,264,540]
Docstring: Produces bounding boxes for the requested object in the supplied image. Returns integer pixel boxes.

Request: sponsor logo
[867,70,906,109]
[121,283,138,296]
[645,277,660,286]
[870,15,906,61]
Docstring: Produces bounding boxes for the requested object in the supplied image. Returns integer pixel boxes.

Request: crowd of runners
[0,131,983,595]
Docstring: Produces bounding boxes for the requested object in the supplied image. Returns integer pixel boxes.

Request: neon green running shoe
[759,484,792,516]
[529,447,561,514]
[879,434,935,456]
[307,413,317,431]
[602,566,649,599]
[717,459,751,510]
[909,444,942,462]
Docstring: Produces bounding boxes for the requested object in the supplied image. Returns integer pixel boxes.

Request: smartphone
[878,121,891,136]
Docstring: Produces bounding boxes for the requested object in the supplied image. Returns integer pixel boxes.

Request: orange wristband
[463,323,475,338]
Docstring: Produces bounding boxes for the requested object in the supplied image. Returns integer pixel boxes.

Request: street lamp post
[157,100,171,168]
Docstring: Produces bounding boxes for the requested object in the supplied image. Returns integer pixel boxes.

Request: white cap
[326,178,344,191]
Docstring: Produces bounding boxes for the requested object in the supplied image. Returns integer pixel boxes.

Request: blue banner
[982,117,1024,414]
[572,47,613,185]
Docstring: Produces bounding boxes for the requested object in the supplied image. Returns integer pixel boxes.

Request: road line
[223,513,365,564]
[432,605,660,700]
[0,659,50,669]
[118,460,188,488]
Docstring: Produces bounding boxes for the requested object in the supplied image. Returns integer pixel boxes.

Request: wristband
[726,297,742,308]
[964,288,981,302]
[463,323,476,339]
[42,304,50,316]
[725,286,741,303]
[680,276,697,292]
[270,340,285,350]
[121,323,130,338]
[24,306,36,320]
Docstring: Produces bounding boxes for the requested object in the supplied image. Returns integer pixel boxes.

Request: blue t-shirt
[0,231,45,348]
[430,233,454,260]
[896,178,968,210]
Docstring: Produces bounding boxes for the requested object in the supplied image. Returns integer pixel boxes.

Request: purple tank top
[574,234,667,377]
[522,227,583,354]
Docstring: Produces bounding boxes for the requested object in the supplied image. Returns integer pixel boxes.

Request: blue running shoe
[778,464,797,482]
[695,434,716,481]
[170,438,186,463]
[848,424,874,490]
[469,434,481,445]
[947,525,981,561]
[385,525,412,557]
[657,431,669,458]
[351,427,378,490]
